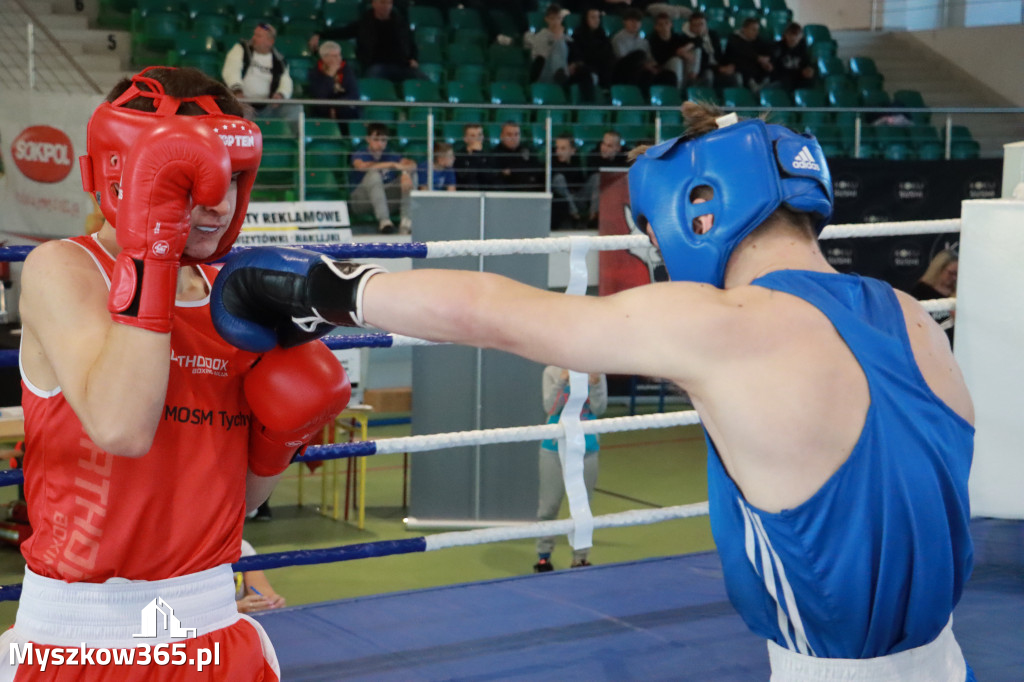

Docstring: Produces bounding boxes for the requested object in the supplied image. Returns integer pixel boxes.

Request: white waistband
[767,618,967,682]
[15,565,241,649]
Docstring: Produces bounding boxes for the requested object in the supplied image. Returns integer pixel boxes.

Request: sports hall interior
[0,0,1022,679]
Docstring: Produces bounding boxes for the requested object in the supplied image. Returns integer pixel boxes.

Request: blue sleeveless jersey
[706,270,974,659]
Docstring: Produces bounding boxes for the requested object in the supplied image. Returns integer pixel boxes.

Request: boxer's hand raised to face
[212,247,385,352]
[109,118,232,332]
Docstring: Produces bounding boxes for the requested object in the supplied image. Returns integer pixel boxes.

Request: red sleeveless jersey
[20,235,260,582]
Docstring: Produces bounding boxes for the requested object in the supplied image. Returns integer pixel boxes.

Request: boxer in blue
[212,102,975,681]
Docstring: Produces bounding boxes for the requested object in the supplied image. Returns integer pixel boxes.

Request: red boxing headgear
[79,67,262,264]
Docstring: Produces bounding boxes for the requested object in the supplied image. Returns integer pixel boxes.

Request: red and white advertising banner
[0,90,103,247]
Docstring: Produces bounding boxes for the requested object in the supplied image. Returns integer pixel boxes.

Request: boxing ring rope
[0,216,963,602]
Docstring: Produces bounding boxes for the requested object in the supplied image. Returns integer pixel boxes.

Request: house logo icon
[132,597,197,639]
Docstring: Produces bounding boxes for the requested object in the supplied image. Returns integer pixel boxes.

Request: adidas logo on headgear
[792,146,821,171]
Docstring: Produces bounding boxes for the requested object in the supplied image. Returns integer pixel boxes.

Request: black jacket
[321,9,417,68]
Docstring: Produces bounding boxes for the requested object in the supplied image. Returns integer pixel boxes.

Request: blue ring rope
[0,537,430,602]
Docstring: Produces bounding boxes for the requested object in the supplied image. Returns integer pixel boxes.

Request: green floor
[0,405,713,624]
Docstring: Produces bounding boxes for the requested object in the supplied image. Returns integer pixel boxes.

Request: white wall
[788,0,874,30]
[904,25,1024,106]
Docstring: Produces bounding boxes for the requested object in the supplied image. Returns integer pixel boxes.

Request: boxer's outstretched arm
[20,241,171,456]
[361,269,732,387]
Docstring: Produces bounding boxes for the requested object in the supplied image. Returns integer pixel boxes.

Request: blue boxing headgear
[628,117,833,287]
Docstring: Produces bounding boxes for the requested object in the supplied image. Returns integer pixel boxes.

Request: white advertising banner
[237,201,352,246]
[0,90,103,247]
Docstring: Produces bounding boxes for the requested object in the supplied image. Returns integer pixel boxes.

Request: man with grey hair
[306,40,361,131]
[221,22,294,117]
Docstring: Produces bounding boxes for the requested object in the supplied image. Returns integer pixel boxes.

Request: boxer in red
[3,67,351,680]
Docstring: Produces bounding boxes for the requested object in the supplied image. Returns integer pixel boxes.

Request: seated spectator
[349,122,418,234]
[487,122,542,191]
[610,8,675,95]
[649,11,696,90]
[910,249,958,345]
[221,22,295,118]
[582,129,629,225]
[724,17,773,92]
[418,142,458,192]
[453,123,490,190]
[311,0,427,85]
[235,540,286,614]
[567,8,615,102]
[526,3,571,86]
[550,133,588,229]
[770,22,815,93]
[681,11,736,90]
[306,41,361,132]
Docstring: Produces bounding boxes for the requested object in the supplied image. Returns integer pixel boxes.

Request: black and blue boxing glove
[211,247,385,352]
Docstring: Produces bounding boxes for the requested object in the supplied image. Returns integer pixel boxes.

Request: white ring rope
[420,219,961,259]
[370,410,702,456]
[424,502,710,551]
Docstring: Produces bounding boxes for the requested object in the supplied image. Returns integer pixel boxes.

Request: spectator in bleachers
[770,22,815,93]
[221,22,295,117]
[487,121,542,191]
[349,122,418,234]
[418,142,458,192]
[550,133,589,230]
[310,0,427,85]
[453,123,490,190]
[649,11,697,91]
[610,8,675,95]
[306,41,361,133]
[526,4,571,86]
[582,129,629,226]
[567,8,615,101]
[681,11,735,91]
[723,17,773,92]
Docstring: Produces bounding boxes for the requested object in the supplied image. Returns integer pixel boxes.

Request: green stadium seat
[722,86,757,108]
[281,19,320,38]
[305,170,344,201]
[304,117,344,142]
[420,63,446,87]
[322,0,360,27]
[860,89,891,109]
[817,56,846,80]
[610,84,645,107]
[179,53,222,79]
[276,34,312,59]
[359,77,399,101]
[172,33,220,57]
[449,28,489,49]
[453,64,487,88]
[491,65,528,87]
[257,138,298,187]
[574,124,607,156]
[882,143,915,161]
[414,25,445,48]
[493,108,532,124]
[760,87,796,126]
[614,109,648,126]
[894,89,930,124]
[489,9,522,38]
[530,82,568,106]
[139,13,187,51]
[363,106,401,122]
[448,7,485,31]
[488,44,528,69]
[255,118,294,139]
[848,56,879,78]
[448,43,486,66]
[489,81,528,105]
[649,85,682,108]
[526,10,546,33]
[686,86,721,105]
[182,0,232,19]
[828,89,860,127]
[234,0,276,23]
[403,79,441,102]
[409,5,444,30]
[617,123,655,147]
[564,12,582,35]
[855,74,885,93]
[137,0,178,17]
[396,121,431,149]
[278,0,321,25]
[577,108,609,125]
[823,74,854,96]
[808,39,837,62]
[439,121,466,144]
[190,14,233,42]
[766,9,794,40]
[601,14,623,35]
[306,138,350,170]
[803,24,832,46]
[761,0,790,15]
[451,107,486,123]
[794,88,830,127]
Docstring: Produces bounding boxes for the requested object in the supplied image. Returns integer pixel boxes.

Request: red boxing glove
[245,342,352,477]
[108,117,232,332]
